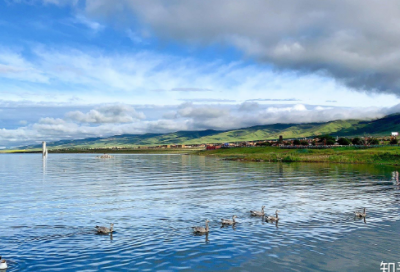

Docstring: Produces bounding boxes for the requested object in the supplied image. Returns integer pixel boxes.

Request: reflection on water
[393,171,399,185]
[0,154,399,272]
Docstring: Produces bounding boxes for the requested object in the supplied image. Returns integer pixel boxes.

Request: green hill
[21,114,400,150]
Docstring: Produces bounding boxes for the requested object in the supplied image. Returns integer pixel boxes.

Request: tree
[318,135,335,142]
[338,137,351,145]
[300,140,309,146]
[352,137,364,145]
[390,138,398,145]
[368,138,379,145]
[293,139,301,145]
[311,140,317,146]
[326,139,336,145]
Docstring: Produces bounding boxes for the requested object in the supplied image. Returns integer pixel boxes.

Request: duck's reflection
[354,216,367,224]
[220,223,237,231]
[193,232,209,243]
[204,233,209,243]
[265,219,279,228]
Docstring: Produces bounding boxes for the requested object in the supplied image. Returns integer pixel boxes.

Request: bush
[338,138,351,145]
[293,139,301,145]
[326,139,336,145]
[300,140,309,146]
[369,138,380,145]
[352,137,364,145]
[390,138,399,145]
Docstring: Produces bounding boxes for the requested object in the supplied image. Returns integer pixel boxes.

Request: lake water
[1,154,399,271]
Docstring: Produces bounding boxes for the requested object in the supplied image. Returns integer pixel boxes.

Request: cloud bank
[1,101,399,148]
[46,0,400,96]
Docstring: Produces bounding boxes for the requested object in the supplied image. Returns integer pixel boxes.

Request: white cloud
[52,0,400,96]
[65,104,145,123]
[73,14,104,31]
[0,48,48,83]
[170,88,212,92]
[0,44,398,108]
[0,101,399,148]
[177,103,229,119]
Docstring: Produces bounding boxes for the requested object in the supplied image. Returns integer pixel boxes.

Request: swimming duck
[192,220,210,234]
[95,223,114,234]
[250,206,265,216]
[265,210,279,222]
[354,208,366,218]
[221,215,237,225]
[0,256,7,270]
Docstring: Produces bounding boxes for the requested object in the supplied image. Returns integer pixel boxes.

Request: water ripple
[0,154,399,271]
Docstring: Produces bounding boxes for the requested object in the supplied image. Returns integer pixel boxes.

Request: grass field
[197,146,400,166]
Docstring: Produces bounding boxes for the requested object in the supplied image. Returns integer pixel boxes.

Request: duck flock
[190,206,366,234]
[0,207,367,270]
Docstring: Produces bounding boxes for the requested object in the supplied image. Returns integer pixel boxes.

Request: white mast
[42,141,48,157]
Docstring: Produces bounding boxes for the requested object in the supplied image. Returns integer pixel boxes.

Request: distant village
[51,132,399,152]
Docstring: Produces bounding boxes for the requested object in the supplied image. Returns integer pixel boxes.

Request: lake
[0,154,399,271]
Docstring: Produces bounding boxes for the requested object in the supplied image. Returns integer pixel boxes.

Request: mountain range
[22,113,400,149]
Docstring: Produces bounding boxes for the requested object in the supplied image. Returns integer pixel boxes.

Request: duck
[265,210,279,222]
[95,223,114,234]
[192,220,210,234]
[221,215,237,225]
[0,256,7,270]
[250,206,265,216]
[354,208,366,218]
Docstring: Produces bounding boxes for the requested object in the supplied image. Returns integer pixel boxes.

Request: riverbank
[197,146,400,165]
[1,148,202,154]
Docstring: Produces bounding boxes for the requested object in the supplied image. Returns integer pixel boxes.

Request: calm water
[1,154,399,271]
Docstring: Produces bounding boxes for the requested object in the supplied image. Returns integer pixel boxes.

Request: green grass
[197,146,400,166]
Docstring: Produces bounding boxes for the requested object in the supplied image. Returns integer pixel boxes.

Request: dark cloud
[74,0,400,96]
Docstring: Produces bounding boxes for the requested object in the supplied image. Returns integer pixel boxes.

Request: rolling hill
[21,113,400,150]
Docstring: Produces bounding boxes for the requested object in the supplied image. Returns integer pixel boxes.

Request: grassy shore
[4,146,400,166]
[197,146,400,166]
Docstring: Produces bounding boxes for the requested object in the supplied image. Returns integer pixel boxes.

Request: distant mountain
[21,114,400,149]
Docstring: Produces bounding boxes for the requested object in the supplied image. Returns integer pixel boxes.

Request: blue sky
[1,0,400,147]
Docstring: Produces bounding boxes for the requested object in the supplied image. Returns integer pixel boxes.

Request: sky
[1,0,400,148]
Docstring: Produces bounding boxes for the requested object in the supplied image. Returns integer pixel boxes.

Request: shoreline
[3,146,400,166]
[0,148,201,155]
[197,146,400,166]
